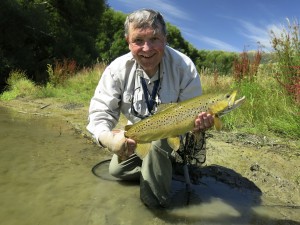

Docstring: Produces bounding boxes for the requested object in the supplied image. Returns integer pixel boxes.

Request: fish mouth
[231,95,246,110]
[219,92,246,117]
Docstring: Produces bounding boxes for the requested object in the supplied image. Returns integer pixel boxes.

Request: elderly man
[87,9,213,207]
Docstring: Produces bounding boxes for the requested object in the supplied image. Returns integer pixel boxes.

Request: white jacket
[87,46,202,142]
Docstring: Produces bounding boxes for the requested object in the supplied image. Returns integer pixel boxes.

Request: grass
[200,66,300,138]
[1,64,103,105]
[45,64,103,105]
[227,80,299,137]
[1,70,37,100]
[1,63,299,139]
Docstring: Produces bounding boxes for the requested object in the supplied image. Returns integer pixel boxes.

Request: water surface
[0,107,299,225]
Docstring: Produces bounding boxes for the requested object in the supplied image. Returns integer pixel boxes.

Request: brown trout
[124,90,245,158]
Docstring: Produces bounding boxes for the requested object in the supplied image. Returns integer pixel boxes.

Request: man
[87,9,214,207]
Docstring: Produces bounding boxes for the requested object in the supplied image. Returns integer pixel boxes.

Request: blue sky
[107,0,299,52]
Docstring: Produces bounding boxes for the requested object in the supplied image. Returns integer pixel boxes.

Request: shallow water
[1,107,299,225]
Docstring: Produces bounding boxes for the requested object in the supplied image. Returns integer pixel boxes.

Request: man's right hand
[98,130,136,161]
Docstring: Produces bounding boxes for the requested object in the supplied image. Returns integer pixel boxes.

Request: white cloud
[238,20,284,51]
[199,36,241,52]
[183,29,241,52]
[267,23,284,37]
[111,0,190,22]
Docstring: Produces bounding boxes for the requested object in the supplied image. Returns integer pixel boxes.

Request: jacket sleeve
[177,53,202,102]
[179,66,202,101]
[86,66,122,143]
[162,46,202,103]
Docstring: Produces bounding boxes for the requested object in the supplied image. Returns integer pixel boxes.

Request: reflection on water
[0,107,299,225]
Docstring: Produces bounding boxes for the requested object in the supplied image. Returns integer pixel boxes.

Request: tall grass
[0,70,37,100]
[201,63,299,138]
[54,64,103,104]
[47,59,77,87]
[270,18,300,104]
[0,63,104,105]
[226,72,299,138]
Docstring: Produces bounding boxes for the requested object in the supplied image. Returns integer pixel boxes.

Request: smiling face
[127,24,166,77]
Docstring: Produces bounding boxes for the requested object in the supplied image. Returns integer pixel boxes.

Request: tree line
[0,0,240,91]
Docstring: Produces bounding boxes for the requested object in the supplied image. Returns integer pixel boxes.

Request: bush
[1,70,37,100]
[270,18,300,104]
[47,59,77,87]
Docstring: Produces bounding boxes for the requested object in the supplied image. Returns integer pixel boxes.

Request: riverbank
[1,96,300,220]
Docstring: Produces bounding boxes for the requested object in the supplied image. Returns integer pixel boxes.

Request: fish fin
[135,143,152,159]
[125,125,133,131]
[214,116,223,131]
[167,137,181,151]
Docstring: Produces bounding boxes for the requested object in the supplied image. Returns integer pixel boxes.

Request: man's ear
[126,37,131,50]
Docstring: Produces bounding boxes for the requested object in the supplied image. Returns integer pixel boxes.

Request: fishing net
[172,131,207,184]
[174,131,206,166]
[91,159,122,181]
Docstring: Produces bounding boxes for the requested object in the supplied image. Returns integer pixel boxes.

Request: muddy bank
[1,97,300,220]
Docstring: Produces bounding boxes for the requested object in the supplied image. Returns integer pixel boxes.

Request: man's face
[127,24,166,76]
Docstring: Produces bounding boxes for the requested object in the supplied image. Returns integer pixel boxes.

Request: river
[0,106,299,225]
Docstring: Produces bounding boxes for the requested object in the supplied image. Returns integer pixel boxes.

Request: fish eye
[226,94,230,98]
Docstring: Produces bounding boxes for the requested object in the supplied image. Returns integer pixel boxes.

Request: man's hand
[193,112,214,132]
[98,130,136,161]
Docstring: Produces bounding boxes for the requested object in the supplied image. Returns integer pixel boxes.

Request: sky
[106,0,300,52]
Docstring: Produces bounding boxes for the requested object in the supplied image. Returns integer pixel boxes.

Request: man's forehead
[128,24,163,36]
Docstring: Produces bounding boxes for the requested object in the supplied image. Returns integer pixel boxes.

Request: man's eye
[151,37,162,44]
[133,39,144,45]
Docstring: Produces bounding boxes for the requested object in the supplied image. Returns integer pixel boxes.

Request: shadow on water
[92,159,300,225]
[150,165,300,225]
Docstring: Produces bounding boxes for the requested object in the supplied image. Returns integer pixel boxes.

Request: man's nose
[142,41,153,50]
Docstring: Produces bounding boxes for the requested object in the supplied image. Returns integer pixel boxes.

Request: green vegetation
[270,18,300,104]
[0,3,299,140]
[0,0,105,87]
[0,0,238,89]
[1,63,104,105]
[1,70,37,100]
[1,59,299,139]
[200,61,299,138]
[225,71,299,137]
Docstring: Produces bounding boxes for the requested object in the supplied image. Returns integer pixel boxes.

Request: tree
[166,23,199,63]
[96,8,128,63]
[0,0,106,88]
[46,0,105,66]
[0,0,54,85]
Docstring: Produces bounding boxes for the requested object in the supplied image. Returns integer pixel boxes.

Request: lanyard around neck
[140,69,160,115]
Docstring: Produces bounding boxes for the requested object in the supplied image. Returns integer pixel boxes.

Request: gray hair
[124,9,167,38]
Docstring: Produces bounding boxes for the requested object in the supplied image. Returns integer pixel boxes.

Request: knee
[108,164,120,178]
[149,139,173,158]
[108,155,124,178]
[108,154,141,181]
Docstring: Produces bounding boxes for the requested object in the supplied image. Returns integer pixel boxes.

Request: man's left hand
[193,112,214,132]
